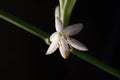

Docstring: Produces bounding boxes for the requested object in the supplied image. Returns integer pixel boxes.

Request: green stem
[0,9,50,44]
[59,0,64,24]
[72,49,120,79]
[59,0,77,27]
[59,0,64,13]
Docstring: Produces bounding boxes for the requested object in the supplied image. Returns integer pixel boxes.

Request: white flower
[46,17,88,59]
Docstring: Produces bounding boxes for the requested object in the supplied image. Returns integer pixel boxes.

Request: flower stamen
[63,34,67,40]
[58,41,62,48]
[64,50,68,58]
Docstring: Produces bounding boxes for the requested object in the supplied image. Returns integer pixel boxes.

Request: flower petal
[55,6,60,18]
[55,17,63,32]
[59,38,69,59]
[50,32,58,42]
[63,23,83,36]
[68,38,88,51]
[46,37,58,55]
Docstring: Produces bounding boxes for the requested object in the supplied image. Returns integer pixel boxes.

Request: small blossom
[46,17,88,59]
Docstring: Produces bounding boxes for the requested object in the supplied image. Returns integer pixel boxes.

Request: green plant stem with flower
[0,0,120,79]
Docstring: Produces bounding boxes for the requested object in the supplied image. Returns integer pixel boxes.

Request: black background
[0,0,120,80]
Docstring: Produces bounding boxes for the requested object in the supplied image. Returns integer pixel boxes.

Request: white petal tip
[62,57,68,59]
[80,47,89,51]
[68,38,89,51]
[45,53,50,55]
[61,55,68,59]
[75,45,89,51]
[61,50,69,59]
[55,6,60,18]
[45,51,53,55]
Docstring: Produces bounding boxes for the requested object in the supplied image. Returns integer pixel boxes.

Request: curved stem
[0,9,50,44]
[72,49,120,79]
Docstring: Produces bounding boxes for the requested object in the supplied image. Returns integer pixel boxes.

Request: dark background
[0,0,120,80]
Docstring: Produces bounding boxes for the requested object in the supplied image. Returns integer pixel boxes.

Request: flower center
[58,32,67,40]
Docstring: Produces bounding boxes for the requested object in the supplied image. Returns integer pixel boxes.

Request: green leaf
[0,9,50,44]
